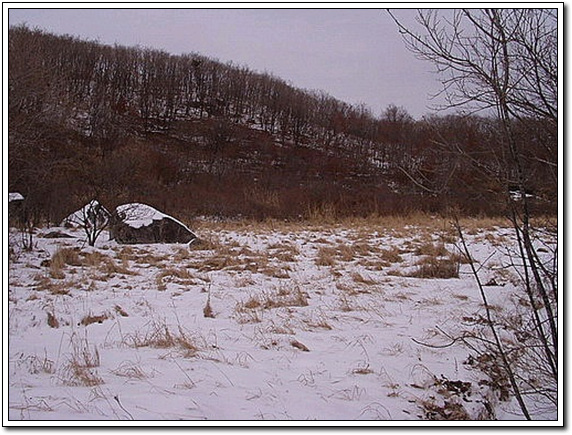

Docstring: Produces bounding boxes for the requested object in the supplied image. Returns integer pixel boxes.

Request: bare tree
[63,200,111,247]
[389,8,558,419]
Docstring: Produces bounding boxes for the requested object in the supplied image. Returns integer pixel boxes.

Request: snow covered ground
[5,218,559,424]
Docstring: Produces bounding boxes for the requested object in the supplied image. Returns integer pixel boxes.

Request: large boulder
[110,203,196,244]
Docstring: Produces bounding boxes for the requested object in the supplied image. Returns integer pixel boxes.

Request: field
[6,216,558,422]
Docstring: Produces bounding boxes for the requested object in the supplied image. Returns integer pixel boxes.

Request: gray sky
[7,7,445,119]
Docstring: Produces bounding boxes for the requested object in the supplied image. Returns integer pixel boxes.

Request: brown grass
[421,399,470,420]
[189,243,271,274]
[126,321,200,357]
[192,213,516,236]
[80,313,109,326]
[47,248,135,281]
[33,274,72,295]
[290,339,310,352]
[49,247,81,279]
[47,312,59,328]
[114,305,129,317]
[111,361,150,380]
[409,256,460,279]
[380,246,403,263]
[414,241,450,257]
[238,285,309,314]
[203,292,215,318]
[315,246,337,266]
[351,271,378,285]
[61,335,103,386]
[155,268,194,291]
[268,241,300,262]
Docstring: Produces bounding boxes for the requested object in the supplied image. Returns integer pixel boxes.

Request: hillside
[8,25,556,222]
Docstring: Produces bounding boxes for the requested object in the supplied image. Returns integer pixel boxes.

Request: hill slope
[8,25,556,222]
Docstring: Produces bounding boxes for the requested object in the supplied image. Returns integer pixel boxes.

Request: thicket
[8,25,556,223]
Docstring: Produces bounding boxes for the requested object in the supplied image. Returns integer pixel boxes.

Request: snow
[116,203,192,232]
[6,221,559,424]
[9,193,24,202]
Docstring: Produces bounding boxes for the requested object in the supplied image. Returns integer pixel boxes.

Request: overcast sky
[7,7,445,119]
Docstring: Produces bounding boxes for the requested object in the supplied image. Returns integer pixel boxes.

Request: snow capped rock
[112,203,196,244]
[115,203,182,229]
[9,192,24,202]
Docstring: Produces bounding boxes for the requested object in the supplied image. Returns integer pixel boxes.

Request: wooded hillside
[8,25,557,223]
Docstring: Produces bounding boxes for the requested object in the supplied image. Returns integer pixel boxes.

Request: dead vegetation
[44,247,136,282]
[80,313,109,326]
[239,286,309,312]
[60,334,103,387]
[155,268,194,291]
[125,320,201,358]
[409,256,460,279]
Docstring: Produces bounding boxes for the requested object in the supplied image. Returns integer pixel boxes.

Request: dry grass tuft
[188,235,224,251]
[237,285,309,315]
[126,320,200,357]
[80,313,109,326]
[268,241,300,262]
[315,246,337,266]
[414,241,450,258]
[60,334,103,386]
[155,268,194,291]
[114,305,129,317]
[203,292,215,318]
[290,339,310,352]
[409,256,460,279]
[353,366,374,375]
[82,251,135,278]
[49,247,81,279]
[351,271,378,285]
[47,312,59,328]
[381,246,403,263]
[47,248,135,281]
[33,274,72,295]
[420,399,470,420]
[111,361,150,380]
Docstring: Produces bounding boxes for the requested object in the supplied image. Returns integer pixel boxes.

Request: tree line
[8,24,556,222]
